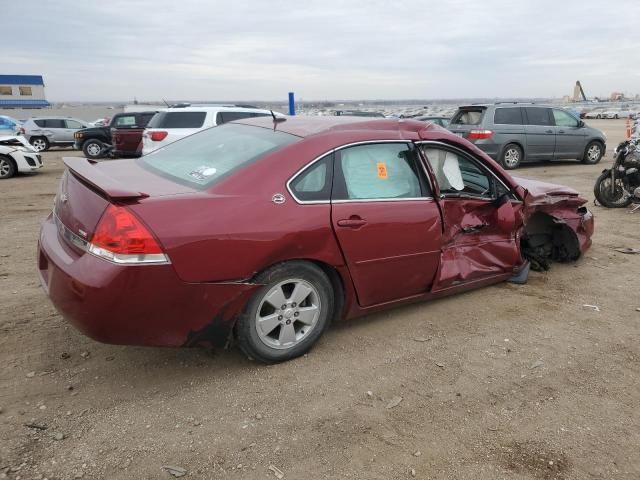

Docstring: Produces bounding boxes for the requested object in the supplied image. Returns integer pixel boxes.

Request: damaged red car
[38,117,594,363]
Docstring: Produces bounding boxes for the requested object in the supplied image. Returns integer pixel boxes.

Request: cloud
[3,0,639,101]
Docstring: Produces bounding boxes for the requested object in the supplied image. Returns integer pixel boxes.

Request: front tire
[82,139,105,159]
[235,261,334,363]
[30,136,49,152]
[593,171,632,208]
[500,143,522,170]
[0,155,17,179]
[583,141,604,164]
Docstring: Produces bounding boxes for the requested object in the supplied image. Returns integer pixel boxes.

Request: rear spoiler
[63,157,149,200]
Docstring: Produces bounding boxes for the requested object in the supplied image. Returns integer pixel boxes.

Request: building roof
[0,99,50,107]
[0,75,45,85]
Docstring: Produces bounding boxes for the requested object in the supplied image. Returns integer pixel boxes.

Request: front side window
[333,143,427,200]
[494,107,523,125]
[19,86,32,96]
[141,123,299,188]
[421,147,492,198]
[147,111,207,129]
[289,155,332,202]
[552,109,579,127]
[216,111,254,124]
[525,107,552,126]
[65,120,84,129]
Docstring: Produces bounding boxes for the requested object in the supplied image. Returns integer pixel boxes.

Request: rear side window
[147,112,207,129]
[289,155,333,202]
[450,108,485,125]
[113,115,137,127]
[494,107,523,125]
[333,143,428,200]
[524,107,552,126]
[216,111,253,124]
[141,123,299,188]
[45,119,66,128]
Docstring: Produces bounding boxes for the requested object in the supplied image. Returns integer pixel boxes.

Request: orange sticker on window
[376,162,388,179]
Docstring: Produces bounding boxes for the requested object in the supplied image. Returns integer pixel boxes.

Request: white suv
[141,105,283,155]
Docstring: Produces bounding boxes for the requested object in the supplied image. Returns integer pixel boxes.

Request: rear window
[141,123,299,188]
[494,107,523,125]
[147,111,207,129]
[450,108,485,126]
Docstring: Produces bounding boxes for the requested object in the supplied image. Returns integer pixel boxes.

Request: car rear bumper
[38,213,259,347]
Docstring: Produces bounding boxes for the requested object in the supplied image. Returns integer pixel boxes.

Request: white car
[0,135,43,179]
[584,109,607,119]
[142,105,284,155]
[603,108,633,119]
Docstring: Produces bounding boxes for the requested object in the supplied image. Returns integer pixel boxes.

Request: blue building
[0,75,50,108]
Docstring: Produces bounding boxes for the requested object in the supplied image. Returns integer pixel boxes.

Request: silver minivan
[448,103,607,169]
[22,117,89,152]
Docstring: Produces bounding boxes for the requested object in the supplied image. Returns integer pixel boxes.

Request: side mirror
[578,120,585,128]
[493,193,516,232]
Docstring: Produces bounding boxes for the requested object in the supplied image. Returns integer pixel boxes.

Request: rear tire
[30,136,49,152]
[500,143,522,170]
[594,171,632,208]
[0,155,17,179]
[235,261,334,364]
[82,139,105,159]
[583,141,603,164]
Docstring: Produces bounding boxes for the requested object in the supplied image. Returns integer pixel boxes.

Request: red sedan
[38,117,594,363]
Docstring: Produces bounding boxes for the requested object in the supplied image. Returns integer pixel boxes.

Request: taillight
[149,131,168,141]
[18,127,25,135]
[468,130,494,140]
[88,205,169,264]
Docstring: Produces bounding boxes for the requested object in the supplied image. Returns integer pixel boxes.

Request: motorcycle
[593,138,640,210]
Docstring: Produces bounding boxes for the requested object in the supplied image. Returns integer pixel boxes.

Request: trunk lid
[55,157,197,240]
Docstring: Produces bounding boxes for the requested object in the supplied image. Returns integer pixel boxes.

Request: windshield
[141,123,299,188]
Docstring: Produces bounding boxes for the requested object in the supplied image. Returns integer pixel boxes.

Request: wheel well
[250,259,346,323]
[520,212,580,270]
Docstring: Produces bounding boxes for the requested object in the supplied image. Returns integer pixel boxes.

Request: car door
[523,107,555,161]
[551,109,586,159]
[45,119,67,143]
[64,119,85,142]
[111,114,140,154]
[418,143,522,290]
[330,142,442,307]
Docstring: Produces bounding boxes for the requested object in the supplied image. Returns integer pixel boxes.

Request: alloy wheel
[0,158,10,178]
[32,138,47,152]
[86,142,102,157]
[587,144,601,162]
[255,278,321,350]
[504,148,520,168]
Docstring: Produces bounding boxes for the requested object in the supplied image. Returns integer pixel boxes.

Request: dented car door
[418,142,523,290]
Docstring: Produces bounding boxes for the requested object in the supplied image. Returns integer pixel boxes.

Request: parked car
[0,115,22,136]
[333,110,385,118]
[74,111,156,159]
[584,109,607,119]
[38,116,594,363]
[414,115,450,128]
[141,105,281,155]
[602,108,634,119]
[23,117,90,152]
[448,103,606,169]
[89,118,110,127]
[0,135,43,179]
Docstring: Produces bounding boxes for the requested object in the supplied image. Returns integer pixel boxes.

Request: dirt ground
[1,119,639,480]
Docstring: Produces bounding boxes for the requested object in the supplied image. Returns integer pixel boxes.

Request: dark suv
[448,103,606,169]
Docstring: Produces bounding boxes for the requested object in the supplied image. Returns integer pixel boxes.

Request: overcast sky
[5,0,640,101]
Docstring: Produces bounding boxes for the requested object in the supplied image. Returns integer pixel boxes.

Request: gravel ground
[0,119,639,480]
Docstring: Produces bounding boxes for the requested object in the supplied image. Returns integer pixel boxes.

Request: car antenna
[270,110,286,124]
[162,98,170,107]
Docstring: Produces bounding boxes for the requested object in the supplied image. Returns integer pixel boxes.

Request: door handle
[558,130,565,134]
[337,216,367,228]
[545,129,553,134]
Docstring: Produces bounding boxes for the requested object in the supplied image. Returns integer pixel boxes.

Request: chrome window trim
[332,197,434,204]
[415,140,521,202]
[287,140,431,205]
